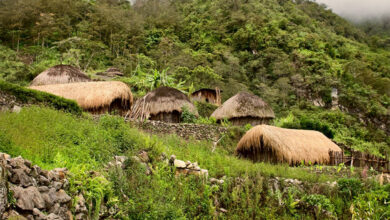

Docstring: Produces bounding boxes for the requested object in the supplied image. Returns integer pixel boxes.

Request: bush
[194,101,218,117]
[181,105,197,123]
[303,194,335,216]
[337,178,362,201]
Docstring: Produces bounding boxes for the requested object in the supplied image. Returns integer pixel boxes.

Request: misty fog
[315,0,390,22]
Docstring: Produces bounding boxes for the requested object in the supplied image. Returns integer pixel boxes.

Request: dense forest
[0,0,389,219]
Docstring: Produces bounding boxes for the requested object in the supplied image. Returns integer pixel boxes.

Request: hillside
[0,0,389,219]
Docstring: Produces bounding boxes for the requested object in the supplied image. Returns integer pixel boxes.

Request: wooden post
[215,87,221,106]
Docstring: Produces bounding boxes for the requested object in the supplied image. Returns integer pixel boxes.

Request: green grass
[0,106,388,219]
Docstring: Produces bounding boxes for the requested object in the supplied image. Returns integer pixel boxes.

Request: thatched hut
[236,125,342,165]
[211,92,275,126]
[131,86,198,123]
[29,81,132,115]
[191,88,222,106]
[31,65,91,86]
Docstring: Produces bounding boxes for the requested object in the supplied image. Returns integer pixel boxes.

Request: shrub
[181,105,197,123]
[337,178,362,201]
[194,101,218,117]
[303,194,335,215]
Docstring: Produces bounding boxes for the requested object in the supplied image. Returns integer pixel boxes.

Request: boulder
[12,186,45,211]
[10,168,33,187]
[138,151,149,163]
[174,159,186,168]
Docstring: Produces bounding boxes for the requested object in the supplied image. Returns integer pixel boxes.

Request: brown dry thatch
[236,125,342,165]
[131,86,198,121]
[31,65,91,86]
[211,92,275,120]
[29,81,132,114]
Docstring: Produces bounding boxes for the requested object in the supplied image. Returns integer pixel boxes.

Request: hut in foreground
[236,125,342,165]
[31,65,91,86]
[211,92,275,126]
[30,81,132,115]
[131,86,198,123]
[191,88,222,106]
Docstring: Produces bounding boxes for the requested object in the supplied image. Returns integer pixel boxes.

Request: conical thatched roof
[211,92,274,120]
[29,81,132,112]
[31,65,91,86]
[131,86,198,120]
[96,67,124,77]
[236,125,342,165]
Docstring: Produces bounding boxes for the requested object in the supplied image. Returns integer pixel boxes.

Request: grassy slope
[0,107,388,219]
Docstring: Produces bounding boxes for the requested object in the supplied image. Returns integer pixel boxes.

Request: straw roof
[31,65,91,86]
[236,125,342,165]
[131,86,198,120]
[96,67,124,77]
[211,92,275,120]
[29,81,132,111]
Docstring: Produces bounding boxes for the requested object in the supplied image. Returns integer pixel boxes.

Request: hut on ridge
[191,88,222,106]
[29,81,133,115]
[211,92,275,126]
[131,86,198,123]
[30,65,91,86]
[236,125,342,165]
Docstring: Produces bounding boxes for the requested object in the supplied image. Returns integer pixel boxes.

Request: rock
[0,153,11,160]
[42,188,57,208]
[185,161,191,167]
[56,189,71,203]
[174,159,186,168]
[75,213,86,220]
[53,181,63,190]
[75,194,88,214]
[31,165,41,177]
[38,186,50,192]
[46,213,63,220]
[284,179,302,185]
[0,165,7,215]
[33,208,47,220]
[39,175,50,186]
[12,186,45,211]
[115,156,128,164]
[12,105,22,113]
[138,151,149,163]
[219,208,228,213]
[10,169,33,187]
[210,178,224,185]
[200,169,209,178]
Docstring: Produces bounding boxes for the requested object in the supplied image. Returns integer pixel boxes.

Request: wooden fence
[329,150,390,173]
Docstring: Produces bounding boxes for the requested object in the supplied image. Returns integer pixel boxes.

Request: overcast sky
[315,0,390,22]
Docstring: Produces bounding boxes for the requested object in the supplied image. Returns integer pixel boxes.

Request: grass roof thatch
[211,92,275,120]
[236,125,342,165]
[131,86,198,120]
[31,65,91,86]
[29,81,132,112]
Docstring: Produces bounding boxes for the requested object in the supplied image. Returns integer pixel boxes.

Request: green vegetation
[0,80,82,114]
[0,0,388,156]
[0,107,388,219]
[0,0,389,218]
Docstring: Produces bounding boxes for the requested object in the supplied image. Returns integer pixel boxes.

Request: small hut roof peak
[31,65,91,86]
[131,86,198,120]
[211,92,274,120]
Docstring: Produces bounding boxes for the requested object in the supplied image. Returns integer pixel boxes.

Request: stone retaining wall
[129,119,228,141]
[0,153,87,220]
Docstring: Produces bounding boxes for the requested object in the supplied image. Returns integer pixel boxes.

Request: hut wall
[229,117,272,126]
[191,91,219,105]
[150,111,181,123]
[85,98,131,116]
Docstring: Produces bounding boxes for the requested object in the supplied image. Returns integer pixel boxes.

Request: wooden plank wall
[329,150,390,173]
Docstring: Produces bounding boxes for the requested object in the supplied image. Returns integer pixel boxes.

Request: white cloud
[315,0,390,21]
